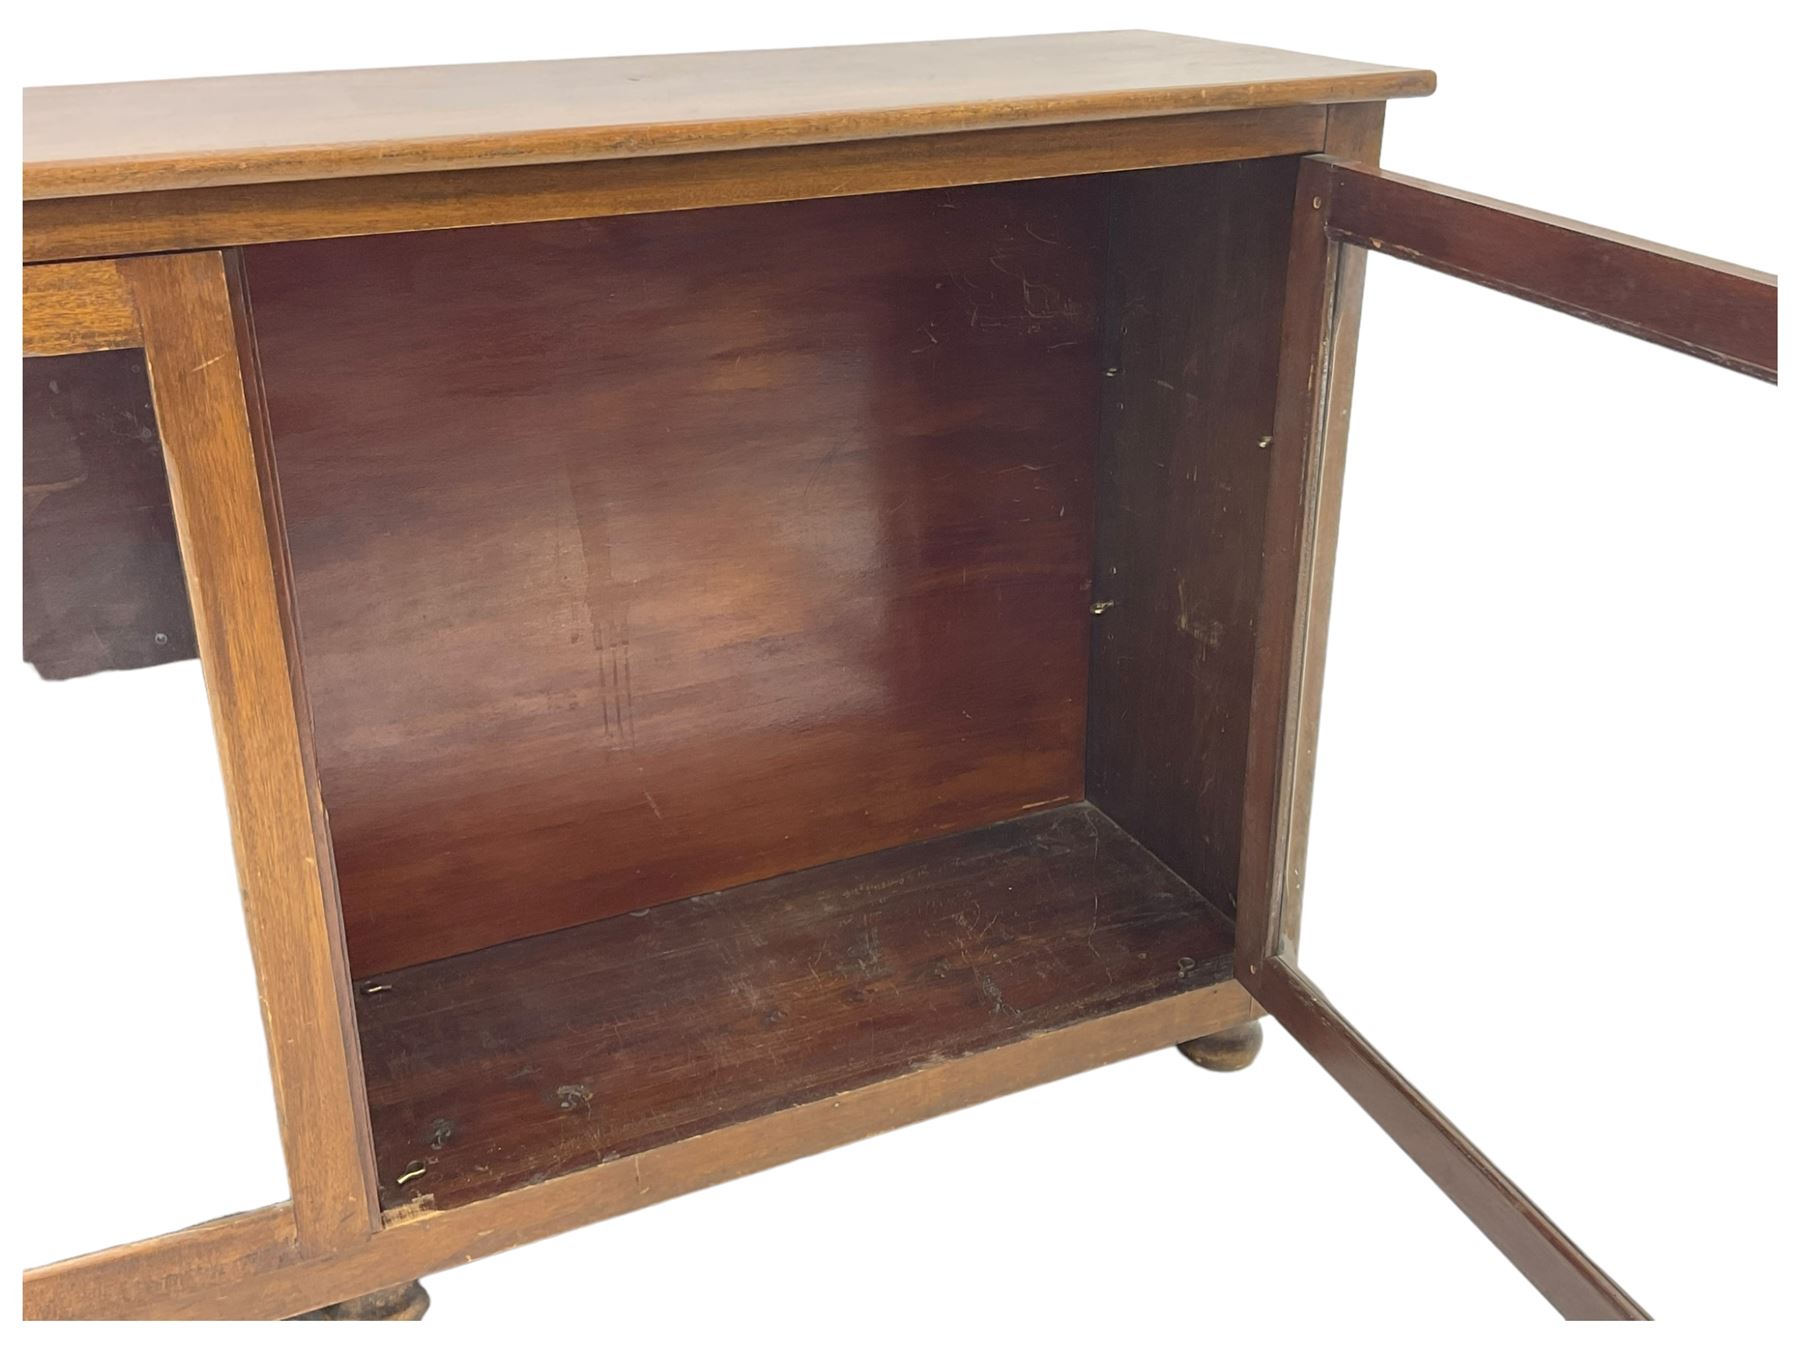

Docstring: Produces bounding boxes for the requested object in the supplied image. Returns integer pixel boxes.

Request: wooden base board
[358,804,1236,1212]
[25,974,1253,1319]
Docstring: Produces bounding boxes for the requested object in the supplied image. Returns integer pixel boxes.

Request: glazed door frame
[1239,153,1777,1321]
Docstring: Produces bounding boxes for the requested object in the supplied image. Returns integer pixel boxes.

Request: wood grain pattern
[23,260,138,353]
[122,251,379,1248]
[23,31,1432,198]
[358,804,1236,1212]
[1253,958,1648,1319]
[1235,155,1344,977]
[24,106,1328,265]
[1324,160,1778,380]
[246,181,1103,976]
[23,348,197,679]
[26,976,1255,1318]
[1086,156,1300,912]
[21,1203,301,1321]
[1264,104,1386,958]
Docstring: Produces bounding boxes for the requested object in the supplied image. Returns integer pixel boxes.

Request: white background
[6,2,1792,1343]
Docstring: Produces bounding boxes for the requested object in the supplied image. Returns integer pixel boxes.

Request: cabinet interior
[24,155,1301,1216]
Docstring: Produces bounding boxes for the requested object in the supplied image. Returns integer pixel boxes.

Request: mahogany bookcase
[19,31,1775,1321]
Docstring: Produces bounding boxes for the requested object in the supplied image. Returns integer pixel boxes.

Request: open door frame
[1238,154,1777,1321]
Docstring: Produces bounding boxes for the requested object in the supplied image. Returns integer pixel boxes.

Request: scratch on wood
[1175,577,1225,652]
[976,971,1019,1018]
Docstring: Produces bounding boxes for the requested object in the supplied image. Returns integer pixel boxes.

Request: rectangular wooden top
[23,31,1433,200]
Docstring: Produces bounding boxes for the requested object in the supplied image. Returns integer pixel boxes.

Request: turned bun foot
[1176,1019,1263,1072]
[292,1280,430,1321]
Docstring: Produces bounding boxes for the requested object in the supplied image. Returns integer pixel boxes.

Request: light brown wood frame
[22,259,138,354]
[23,106,1327,263]
[23,253,384,1257]
[1237,154,1777,1321]
[19,252,364,1310]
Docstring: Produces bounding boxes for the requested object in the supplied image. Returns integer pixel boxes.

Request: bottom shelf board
[357,802,1235,1214]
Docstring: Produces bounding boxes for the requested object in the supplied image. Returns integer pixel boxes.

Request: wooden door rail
[1314,158,1777,381]
[1248,958,1649,1320]
[1232,151,1785,1322]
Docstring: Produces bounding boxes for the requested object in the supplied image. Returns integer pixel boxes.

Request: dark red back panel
[246,182,1102,975]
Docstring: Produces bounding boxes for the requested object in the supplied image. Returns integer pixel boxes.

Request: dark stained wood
[22,348,197,679]
[1252,957,1648,1320]
[24,106,1329,265]
[1264,103,1386,959]
[1086,156,1300,913]
[1323,160,1778,381]
[246,181,1103,977]
[1240,144,1657,1323]
[1235,155,1344,977]
[23,260,139,353]
[22,32,1432,198]
[356,804,1236,1214]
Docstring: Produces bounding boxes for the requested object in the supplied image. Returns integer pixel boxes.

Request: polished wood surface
[23,348,197,680]
[23,260,138,353]
[1323,160,1778,381]
[245,180,1101,976]
[359,803,1235,1213]
[1235,155,1347,978]
[1270,104,1386,958]
[1253,958,1648,1319]
[1086,156,1299,912]
[23,32,1433,199]
[26,980,1255,1318]
[123,251,379,1248]
[24,106,1328,264]
[225,246,383,1245]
